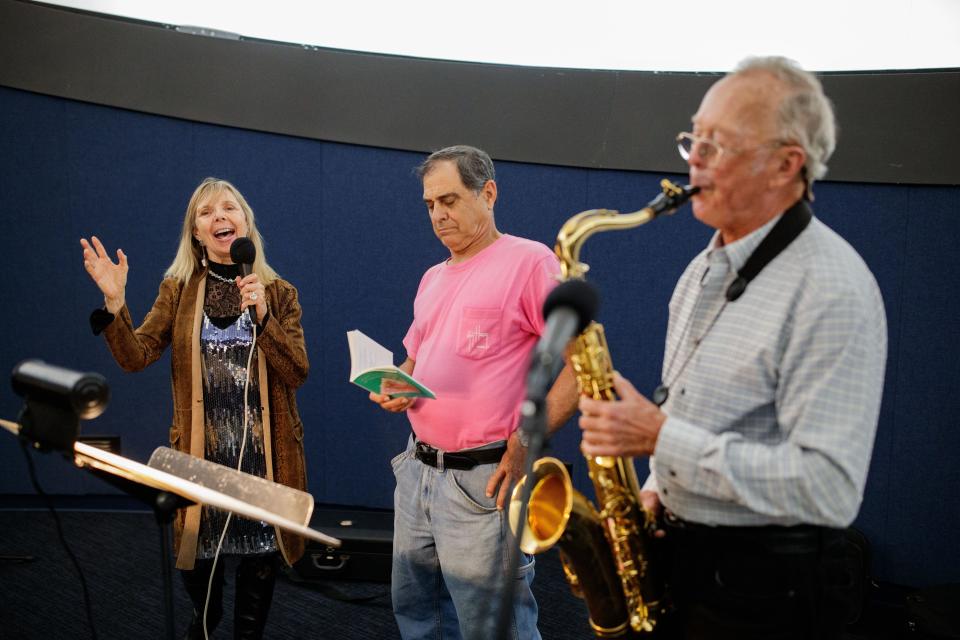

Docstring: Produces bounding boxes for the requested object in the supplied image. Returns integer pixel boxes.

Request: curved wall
[1,0,958,185]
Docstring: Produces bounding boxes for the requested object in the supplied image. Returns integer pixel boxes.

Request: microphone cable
[19,439,99,639]
[202,314,258,640]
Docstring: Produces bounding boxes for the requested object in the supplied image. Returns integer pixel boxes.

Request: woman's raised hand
[80,236,128,314]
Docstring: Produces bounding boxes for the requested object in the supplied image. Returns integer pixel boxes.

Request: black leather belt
[664,511,841,556]
[414,441,506,470]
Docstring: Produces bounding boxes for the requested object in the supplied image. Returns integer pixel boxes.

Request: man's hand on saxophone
[578,372,665,458]
[639,490,666,539]
[578,371,669,539]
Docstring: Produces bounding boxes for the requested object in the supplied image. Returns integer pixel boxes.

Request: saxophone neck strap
[653,200,814,407]
[725,199,813,301]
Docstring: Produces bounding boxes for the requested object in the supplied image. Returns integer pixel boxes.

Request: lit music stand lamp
[3,360,340,640]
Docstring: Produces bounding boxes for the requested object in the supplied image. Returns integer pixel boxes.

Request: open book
[347,330,436,399]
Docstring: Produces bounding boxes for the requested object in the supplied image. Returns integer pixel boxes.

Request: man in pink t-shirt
[369,146,578,640]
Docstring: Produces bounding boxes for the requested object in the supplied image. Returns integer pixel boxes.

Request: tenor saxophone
[509,180,699,637]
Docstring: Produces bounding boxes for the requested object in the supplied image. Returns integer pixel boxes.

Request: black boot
[181,559,225,639]
[233,555,277,639]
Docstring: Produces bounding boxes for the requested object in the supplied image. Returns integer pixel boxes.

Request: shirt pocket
[456,306,502,359]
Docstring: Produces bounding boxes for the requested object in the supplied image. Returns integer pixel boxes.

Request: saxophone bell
[509,457,635,638]
[509,457,572,554]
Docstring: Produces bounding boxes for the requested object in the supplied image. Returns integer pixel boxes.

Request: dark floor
[0,508,591,639]
[0,507,913,639]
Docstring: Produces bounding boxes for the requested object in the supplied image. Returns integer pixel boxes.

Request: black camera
[11,360,110,451]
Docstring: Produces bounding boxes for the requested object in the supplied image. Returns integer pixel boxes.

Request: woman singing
[80,177,309,639]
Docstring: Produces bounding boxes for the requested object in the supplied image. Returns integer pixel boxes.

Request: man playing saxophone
[578,56,887,639]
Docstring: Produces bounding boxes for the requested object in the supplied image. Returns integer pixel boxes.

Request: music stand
[2,418,341,640]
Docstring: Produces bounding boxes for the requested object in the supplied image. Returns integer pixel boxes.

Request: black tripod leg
[155,492,182,640]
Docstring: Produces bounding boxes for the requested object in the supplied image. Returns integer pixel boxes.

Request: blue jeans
[391,439,541,640]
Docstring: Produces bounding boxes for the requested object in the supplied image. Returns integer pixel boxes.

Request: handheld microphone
[526,279,599,401]
[229,237,258,325]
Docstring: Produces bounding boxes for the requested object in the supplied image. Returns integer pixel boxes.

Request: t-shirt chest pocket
[456,306,502,359]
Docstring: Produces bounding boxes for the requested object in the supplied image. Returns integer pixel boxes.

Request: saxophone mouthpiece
[649,180,701,216]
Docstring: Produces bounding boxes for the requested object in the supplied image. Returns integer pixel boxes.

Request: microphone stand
[492,350,557,640]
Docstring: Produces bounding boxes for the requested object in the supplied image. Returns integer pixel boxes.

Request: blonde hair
[165,178,279,284]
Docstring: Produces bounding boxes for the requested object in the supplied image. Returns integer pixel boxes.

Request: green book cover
[351,368,436,399]
[347,330,436,399]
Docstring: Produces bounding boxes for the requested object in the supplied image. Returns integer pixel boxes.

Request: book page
[347,330,394,380]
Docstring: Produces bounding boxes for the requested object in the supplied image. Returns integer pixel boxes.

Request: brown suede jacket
[103,271,308,569]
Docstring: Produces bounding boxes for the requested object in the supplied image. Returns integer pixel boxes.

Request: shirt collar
[705,212,784,274]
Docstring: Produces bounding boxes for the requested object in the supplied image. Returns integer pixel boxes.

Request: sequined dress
[195,262,278,559]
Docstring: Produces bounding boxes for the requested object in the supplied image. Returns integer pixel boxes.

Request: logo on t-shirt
[457,307,502,359]
[467,323,489,352]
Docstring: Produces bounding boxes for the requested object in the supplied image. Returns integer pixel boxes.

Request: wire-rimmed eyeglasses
[677,131,792,168]
[676,131,735,167]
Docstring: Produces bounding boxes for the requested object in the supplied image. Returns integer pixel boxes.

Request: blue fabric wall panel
[314,143,433,506]
[0,89,174,494]
[886,189,960,585]
[493,160,589,246]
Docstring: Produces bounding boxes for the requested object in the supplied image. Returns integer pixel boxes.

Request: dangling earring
[200,243,208,268]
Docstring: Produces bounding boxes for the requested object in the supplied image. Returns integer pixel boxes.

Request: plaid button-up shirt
[646,211,887,528]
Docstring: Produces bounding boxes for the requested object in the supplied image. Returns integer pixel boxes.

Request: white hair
[734,56,837,193]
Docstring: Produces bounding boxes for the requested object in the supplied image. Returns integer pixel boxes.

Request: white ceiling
[38,0,960,72]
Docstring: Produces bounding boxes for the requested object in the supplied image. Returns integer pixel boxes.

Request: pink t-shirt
[403,234,560,451]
